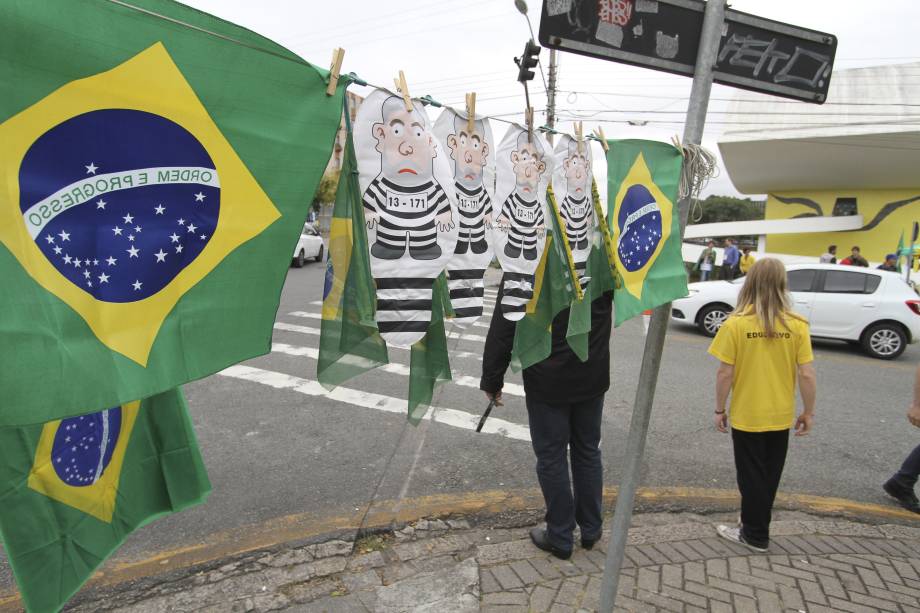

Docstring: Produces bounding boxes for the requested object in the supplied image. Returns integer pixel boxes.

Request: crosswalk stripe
[272,322,486,361]
[270,342,524,397]
[287,312,487,343]
[219,365,531,442]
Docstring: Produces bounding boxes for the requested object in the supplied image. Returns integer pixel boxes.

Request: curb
[1,485,917,610]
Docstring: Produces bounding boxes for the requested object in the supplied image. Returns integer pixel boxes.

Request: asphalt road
[3,261,919,593]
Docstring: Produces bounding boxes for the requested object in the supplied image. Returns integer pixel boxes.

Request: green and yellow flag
[0,0,346,426]
[607,140,688,325]
[318,128,389,389]
[0,387,210,613]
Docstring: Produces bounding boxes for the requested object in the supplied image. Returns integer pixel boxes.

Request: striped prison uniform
[500,271,536,321]
[454,182,491,250]
[374,276,434,347]
[363,176,450,255]
[560,194,593,285]
[447,268,486,326]
[501,192,544,260]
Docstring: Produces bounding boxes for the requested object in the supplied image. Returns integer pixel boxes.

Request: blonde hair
[734,257,798,336]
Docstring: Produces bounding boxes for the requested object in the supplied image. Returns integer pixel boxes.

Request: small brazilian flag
[0,0,346,426]
[607,140,688,325]
[0,388,210,613]
[318,129,389,389]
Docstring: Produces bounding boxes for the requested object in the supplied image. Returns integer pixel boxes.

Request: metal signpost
[537,0,837,610]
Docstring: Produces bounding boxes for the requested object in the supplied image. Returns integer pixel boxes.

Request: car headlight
[687,289,699,296]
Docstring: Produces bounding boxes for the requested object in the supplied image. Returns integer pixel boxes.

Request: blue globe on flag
[616,184,662,272]
[19,109,220,303]
[50,408,122,487]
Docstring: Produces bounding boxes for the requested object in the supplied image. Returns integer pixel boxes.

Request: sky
[181,0,920,199]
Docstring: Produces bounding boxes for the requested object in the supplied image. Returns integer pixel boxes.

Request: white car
[671,263,920,359]
[291,224,324,268]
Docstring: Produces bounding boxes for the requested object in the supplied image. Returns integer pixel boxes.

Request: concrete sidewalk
[60,509,920,613]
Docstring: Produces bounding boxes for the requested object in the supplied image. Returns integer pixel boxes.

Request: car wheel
[293,249,306,268]
[861,323,906,360]
[697,304,731,337]
[314,244,324,262]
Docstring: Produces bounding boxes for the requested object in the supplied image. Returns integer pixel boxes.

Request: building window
[832,197,858,217]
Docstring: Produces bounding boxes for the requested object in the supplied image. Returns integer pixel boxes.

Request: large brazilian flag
[0,0,347,426]
[607,140,688,325]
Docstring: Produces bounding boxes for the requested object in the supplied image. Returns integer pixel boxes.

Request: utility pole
[546,49,558,144]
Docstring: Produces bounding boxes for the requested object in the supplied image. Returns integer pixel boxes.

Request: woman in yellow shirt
[708,258,816,552]
[738,246,756,275]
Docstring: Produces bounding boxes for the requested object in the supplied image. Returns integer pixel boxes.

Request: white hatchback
[671,263,920,359]
[291,224,324,268]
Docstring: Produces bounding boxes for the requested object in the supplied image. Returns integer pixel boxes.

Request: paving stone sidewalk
[64,510,920,613]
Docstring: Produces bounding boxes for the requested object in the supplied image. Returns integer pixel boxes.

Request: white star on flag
[132,280,142,291]
[106,256,117,266]
[154,249,167,262]
[85,163,98,175]
[98,273,110,284]
[134,225,142,233]
[200,234,207,240]
[128,235,135,242]
[93,259,99,266]
[176,244,184,253]
[154,204,165,215]
[127,246,139,258]
[63,255,72,264]
[53,246,62,254]
[113,226,122,236]
[83,270,90,279]
[187,223,198,233]
[97,199,107,210]
[195,192,206,202]
[169,233,180,243]
[177,218,186,226]
[45,235,55,244]
[74,259,81,268]
[58,230,70,242]
[123,213,134,224]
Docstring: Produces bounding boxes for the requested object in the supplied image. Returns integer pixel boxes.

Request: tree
[689,195,765,225]
[312,169,341,211]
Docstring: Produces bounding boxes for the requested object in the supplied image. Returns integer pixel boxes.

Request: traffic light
[516,39,541,83]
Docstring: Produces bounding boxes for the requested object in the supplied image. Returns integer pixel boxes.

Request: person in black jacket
[480,283,613,560]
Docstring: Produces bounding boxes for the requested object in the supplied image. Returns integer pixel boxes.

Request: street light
[514,0,528,15]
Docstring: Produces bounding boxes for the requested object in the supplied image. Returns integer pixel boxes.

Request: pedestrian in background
[696,240,716,281]
[708,258,817,552]
[848,246,869,267]
[739,246,756,275]
[481,283,613,560]
[877,253,899,272]
[722,238,740,280]
[819,245,837,264]
[882,364,920,514]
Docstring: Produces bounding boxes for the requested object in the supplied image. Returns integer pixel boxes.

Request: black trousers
[731,428,790,548]
[526,394,605,551]
[893,443,920,488]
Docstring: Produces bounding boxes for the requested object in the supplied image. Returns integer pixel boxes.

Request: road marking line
[272,322,486,361]
[287,311,487,343]
[219,364,531,441]
[269,342,524,397]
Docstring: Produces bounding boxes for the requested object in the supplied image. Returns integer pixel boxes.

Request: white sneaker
[716,524,768,553]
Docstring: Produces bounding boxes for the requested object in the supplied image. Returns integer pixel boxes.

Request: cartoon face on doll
[510,132,547,197]
[372,96,437,186]
[563,143,590,197]
[447,116,490,190]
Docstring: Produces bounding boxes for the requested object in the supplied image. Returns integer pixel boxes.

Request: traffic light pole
[597,1,727,610]
[546,49,558,145]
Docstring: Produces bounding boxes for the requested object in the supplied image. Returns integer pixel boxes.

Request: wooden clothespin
[671,134,684,156]
[525,107,534,143]
[592,126,609,152]
[465,93,476,134]
[325,48,345,96]
[393,70,413,112]
[575,121,584,154]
